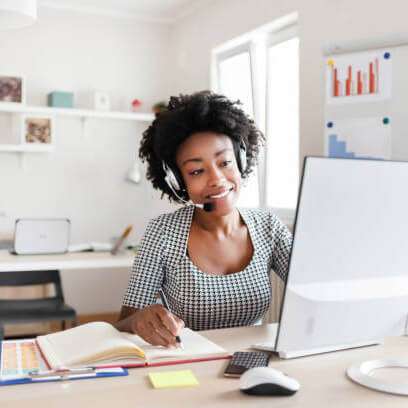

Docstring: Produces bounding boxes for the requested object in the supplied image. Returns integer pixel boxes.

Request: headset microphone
[172,191,215,212]
[200,202,215,212]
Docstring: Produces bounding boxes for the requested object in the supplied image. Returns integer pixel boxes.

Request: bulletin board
[323,38,408,161]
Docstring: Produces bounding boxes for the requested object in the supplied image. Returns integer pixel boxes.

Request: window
[266,34,299,210]
[218,51,254,118]
[215,45,259,208]
[212,14,299,220]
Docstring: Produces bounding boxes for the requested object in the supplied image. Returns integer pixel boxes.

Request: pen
[29,367,95,379]
[111,225,133,255]
[158,289,184,349]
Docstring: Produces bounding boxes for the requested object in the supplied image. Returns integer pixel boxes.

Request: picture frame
[19,114,55,147]
[0,75,25,104]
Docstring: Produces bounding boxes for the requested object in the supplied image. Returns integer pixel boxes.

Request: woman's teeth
[209,189,231,199]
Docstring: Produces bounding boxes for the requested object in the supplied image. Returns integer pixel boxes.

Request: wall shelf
[0,144,54,153]
[0,103,155,122]
[0,103,155,159]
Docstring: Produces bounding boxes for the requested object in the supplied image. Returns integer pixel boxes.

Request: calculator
[223,351,271,377]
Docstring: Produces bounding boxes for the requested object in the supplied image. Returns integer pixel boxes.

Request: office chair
[0,270,77,338]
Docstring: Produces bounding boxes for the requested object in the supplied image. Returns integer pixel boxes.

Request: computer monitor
[275,157,408,359]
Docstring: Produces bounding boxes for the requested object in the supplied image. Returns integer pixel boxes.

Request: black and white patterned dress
[122,205,292,331]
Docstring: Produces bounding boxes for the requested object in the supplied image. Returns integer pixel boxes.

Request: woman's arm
[117,218,184,346]
[270,215,293,282]
[115,305,138,331]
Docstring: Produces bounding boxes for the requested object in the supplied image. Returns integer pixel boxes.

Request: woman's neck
[193,207,242,239]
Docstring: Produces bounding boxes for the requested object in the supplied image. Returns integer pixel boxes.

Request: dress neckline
[183,206,257,278]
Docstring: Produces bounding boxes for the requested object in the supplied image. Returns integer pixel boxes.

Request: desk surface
[1,324,408,407]
[0,250,135,272]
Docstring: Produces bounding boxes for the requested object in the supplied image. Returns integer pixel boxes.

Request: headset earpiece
[162,161,182,192]
[238,142,247,174]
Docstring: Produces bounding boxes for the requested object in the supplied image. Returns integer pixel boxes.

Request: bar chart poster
[325,117,391,160]
[326,50,392,104]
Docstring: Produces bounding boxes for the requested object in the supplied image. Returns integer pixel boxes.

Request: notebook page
[122,328,228,362]
[38,322,145,368]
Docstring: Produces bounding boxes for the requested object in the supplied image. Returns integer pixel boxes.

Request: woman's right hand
[130,304,185,347]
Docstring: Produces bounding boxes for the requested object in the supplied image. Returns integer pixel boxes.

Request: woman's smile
[206,187,234,200]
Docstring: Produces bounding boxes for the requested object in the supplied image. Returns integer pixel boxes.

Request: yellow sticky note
[148,370,199,389]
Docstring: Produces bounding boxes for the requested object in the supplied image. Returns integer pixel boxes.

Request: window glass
[266,37,299,209]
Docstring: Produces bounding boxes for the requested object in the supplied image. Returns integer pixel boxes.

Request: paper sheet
[326,49,392,104]
[1,339,48,380]
[325,116,391,160]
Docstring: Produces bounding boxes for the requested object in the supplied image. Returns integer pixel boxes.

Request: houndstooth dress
[122,205,292,331]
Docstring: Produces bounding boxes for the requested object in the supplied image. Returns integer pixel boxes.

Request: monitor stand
[347,358,408,395]
[347,314,408,395]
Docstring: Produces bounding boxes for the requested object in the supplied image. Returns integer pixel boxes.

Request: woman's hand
[130,304,185,347]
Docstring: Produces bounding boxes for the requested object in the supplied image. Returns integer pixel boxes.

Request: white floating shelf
[0,144,54,152]
[0,103,155,122]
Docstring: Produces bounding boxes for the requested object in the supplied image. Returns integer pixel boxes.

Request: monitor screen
[276,157,408,358]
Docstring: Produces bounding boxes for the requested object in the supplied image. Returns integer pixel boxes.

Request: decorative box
[47,91,74,108]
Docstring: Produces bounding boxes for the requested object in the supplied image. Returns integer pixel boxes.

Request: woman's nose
[208,165,226,187]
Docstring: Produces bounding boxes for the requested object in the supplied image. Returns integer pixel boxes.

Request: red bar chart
[330,58,379,97]
[326,50,391,104]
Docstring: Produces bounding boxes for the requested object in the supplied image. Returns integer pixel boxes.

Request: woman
[116,92,292,347]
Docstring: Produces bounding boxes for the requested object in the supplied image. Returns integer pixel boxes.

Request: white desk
[0,250,135,272]
[2,324,408,407]
[0,250,135,334]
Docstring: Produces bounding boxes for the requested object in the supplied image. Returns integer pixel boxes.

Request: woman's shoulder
[239,207,282,225]
[145,207,193,260]
[148,205,194,231]
[239,207,289,239]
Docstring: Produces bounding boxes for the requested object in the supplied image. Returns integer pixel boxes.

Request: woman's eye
[189,169,203,176]
[221,160,232,167]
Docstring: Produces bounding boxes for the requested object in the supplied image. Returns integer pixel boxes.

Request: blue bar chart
[326,117,391,160]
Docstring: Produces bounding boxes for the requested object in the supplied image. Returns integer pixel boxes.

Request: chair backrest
[0,270,64,301]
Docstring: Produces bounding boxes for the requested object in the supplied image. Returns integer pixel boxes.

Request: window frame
[213,41,261,208]
[264,24,299,225]
[211,15,299,226]
[213,41,255,113]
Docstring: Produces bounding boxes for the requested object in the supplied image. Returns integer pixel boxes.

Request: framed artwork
[0,75,25,104]
[21,115,54,146]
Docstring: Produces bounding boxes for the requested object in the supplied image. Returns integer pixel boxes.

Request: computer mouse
[239,367,300,396]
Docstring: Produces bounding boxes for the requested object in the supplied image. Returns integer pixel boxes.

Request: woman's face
[176,131,241,216]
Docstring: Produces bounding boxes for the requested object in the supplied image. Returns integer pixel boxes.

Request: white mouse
[239,367,300,396]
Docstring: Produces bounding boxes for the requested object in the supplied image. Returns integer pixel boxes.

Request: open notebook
[37,322,230,369]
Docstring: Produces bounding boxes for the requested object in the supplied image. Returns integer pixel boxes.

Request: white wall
[169,0,408,162]
[0,10,175,314]
[4,1,408,315]
[168,0,408,322]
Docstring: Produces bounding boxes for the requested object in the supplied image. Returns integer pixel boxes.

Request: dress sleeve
[270,214,293,282]
[122,217,166,309]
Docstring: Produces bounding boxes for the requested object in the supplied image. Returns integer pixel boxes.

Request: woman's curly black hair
[139,91,265,203]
